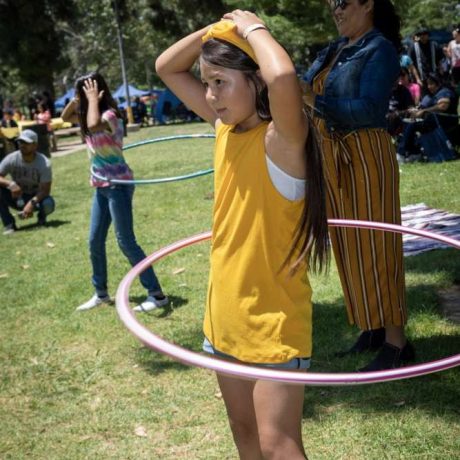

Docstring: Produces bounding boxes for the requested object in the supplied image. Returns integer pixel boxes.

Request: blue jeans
[397,115,438,157]
[0,187,55,227]
[89,185,162,297]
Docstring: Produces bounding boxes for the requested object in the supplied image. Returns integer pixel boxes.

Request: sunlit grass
[1,122,459,459]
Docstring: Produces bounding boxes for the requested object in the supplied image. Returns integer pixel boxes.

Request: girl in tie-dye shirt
[86,107,133,187]
[61,72,168,313]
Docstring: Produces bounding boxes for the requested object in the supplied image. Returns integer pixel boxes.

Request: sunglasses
[331,0,349,11]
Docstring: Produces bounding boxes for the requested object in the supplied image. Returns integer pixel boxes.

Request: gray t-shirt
[0,150,52,195]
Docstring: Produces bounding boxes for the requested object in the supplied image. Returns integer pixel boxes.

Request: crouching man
[0,129,55,235]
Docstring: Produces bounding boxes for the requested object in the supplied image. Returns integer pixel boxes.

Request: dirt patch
[438,284,460,324]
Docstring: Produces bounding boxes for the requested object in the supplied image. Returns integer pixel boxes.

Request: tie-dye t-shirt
[86,109,133,187]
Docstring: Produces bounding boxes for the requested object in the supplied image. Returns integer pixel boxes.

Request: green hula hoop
[91,133,215,185]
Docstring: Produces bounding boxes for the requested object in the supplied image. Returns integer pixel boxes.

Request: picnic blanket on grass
[401,203,460,256]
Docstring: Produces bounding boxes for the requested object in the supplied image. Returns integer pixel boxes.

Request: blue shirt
[303,29,400,133]
[400,54,413,68]
[420,86,458,130]
[419,87,457,113]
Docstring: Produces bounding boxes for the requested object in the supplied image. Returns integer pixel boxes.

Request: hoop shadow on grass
[135,322,204,377]
[306,245,460,420]
[302,331,460,422]
[130,293,200,376]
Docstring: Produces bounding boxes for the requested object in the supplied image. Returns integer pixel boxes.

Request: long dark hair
[361,0,402,51]
[74,71,122,136]
[201,39,329,273]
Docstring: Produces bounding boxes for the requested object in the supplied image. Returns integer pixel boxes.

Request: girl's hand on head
[82,78,104,102]
[223,10,265,37]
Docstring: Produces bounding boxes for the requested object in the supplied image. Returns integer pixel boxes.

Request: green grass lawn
[1,122,459,459]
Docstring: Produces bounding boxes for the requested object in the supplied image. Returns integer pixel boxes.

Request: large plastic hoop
[91,134,215,185]
[116,219,460,385]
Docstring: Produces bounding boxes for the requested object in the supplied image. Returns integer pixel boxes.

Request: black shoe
[37,216,47,226]
[359,341,415,372]
[335,328,386,357]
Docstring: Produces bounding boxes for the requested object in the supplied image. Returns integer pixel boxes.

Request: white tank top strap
[265,154,306,201]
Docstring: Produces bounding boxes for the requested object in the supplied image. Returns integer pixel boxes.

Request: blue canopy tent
[55,88,76,109]
[112,84,150,99]
[154,89,182,124]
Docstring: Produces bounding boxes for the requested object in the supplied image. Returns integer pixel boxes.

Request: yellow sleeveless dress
[313,67,407,329]
[203,121,313,363]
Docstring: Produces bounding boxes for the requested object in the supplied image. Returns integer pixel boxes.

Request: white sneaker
[3,224,16,235]
[76,294,113,311]
[396,153,406,164]
[133,294,169,312]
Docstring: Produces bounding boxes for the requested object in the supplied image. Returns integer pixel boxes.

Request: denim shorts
[203,337,311,370]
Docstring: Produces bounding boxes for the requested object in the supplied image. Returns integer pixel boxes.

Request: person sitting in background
[1,110,18,128]
[397,72,458,162]
[399,67,421,105]
[0,129,55,234]
[387,70,415,137]
[13,109,25,122]
[132,97,148,126]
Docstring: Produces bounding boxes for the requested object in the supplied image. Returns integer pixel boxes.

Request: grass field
[1,122,459,459]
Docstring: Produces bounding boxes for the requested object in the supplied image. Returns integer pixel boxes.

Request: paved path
[52,139,86,157]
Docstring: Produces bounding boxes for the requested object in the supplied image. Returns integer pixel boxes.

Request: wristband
[243,24,268,40]
[7,181,17,190]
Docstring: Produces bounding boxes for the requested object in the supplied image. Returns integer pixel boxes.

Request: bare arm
[61,98,79,124]
[226,11,306,144]
[224,10,307,177]
[155,26,218,126]
[408,63,422,86]
[413,97,451,118]
[0,175,22,199]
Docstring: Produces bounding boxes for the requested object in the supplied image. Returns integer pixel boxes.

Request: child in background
[156,10,328,459]
[35,103,57,152]
[61,72,168,313]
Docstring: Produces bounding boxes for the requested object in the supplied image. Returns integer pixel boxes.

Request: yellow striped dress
[312,67,407,330]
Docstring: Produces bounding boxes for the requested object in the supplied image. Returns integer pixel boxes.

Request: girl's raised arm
[61,98,79,124]
[224,11,306,146]
[155,26,218,126]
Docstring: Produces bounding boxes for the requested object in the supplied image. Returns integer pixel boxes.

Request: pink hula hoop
[115,219,460,385]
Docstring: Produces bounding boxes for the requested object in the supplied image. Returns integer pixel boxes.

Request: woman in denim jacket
[303,0,414,371]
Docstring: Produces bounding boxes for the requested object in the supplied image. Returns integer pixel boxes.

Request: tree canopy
[0,0,458,107]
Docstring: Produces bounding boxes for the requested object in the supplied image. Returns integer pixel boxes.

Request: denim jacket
[303,29,399,133]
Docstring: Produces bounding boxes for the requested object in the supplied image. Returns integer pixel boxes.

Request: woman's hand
[222,10,265,37]
[83,79,104,103]
[408,107,424,119]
